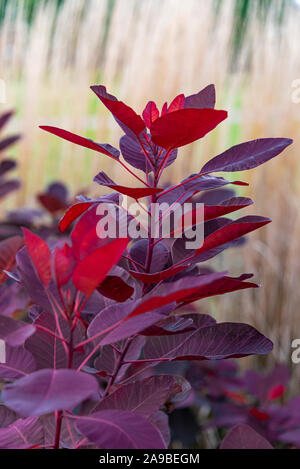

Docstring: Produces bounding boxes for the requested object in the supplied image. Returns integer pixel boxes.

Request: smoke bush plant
[0,85,292,449]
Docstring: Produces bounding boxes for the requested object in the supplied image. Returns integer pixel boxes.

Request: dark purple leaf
[0,135,21,152]
[0,405,18,428]
[94,336,145,380]
[0,159,17,177]
[0,417,43,449]
[185,85,216,109]
[201,138,293,174]
[149,411,171,447]
[0,110,14,131]
[76,409,166,449]
[141,315,196,336]
[143,322,273,362]
[129,239,169,273]
[182,174,248,192]
[0,316,35,347]
[0,345,36,379]
[0,179,20,198]
[220,424,273,449]
[2,369,99,416]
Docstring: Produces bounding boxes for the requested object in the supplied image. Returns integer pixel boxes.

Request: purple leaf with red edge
[59,193,120,233]
[22,228,51,287]
[196,216,271,254]
[220,424,273,449]
[179,274,259,305]
[203,197,253,221]
[94,171,162,199]
[40,126,120,159]
[91,85,146,137]
[76,410,166,449]
[127,273,227,319]
[129,264,189,285]
[182,174,248,192]
[2,369,99,416]
[150,108,227,150]
[72,237,129,296]
[143,322,273,362]
[201,138,293,174]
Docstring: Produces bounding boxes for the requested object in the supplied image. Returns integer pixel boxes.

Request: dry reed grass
[0,0,300,387]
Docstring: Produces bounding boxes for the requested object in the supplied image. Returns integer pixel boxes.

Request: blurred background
[0,0,300,387]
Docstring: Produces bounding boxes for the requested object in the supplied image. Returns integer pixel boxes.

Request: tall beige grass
[1,0,300,385]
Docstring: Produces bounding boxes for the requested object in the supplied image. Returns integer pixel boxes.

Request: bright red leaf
[22,229,51,287]
[72,237,129,297]
[150,108,227,150]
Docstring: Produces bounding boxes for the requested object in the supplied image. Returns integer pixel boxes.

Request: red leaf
[127,273,226,319]
[72,238,129,297]
[97,275,134,302]
[39,126,120,159]
[223,391,247,405]
[22,229,51,287]
[179,275,259,305]
[91,86,145,136]
[196,216,271,255]
[150,108,227,150]
[37,194,67,213]
[0,236,24,285]
[249,408,270,422]
[94,171,162,199]
[167,94,185,113]
[54,244,76,288]
[203,197,253,221]
[142,101,159,128]
[267,384,285,401]
[129,264,189,284]
[59,202,94,232]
